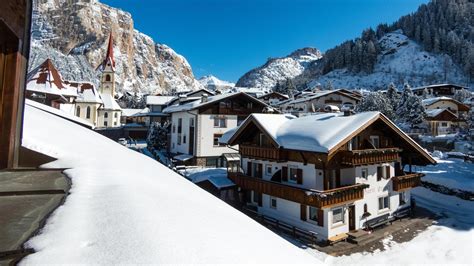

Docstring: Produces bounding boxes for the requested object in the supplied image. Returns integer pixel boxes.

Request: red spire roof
[103,32,115,68]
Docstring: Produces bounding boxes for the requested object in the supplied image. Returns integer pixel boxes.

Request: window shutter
[377,167,382,181]
[258,164,263,179]
[297,169,303,184]
[257,193,262,207]
[317,209,324,226]
[247,162,252,176]
[300,204,307,221]
[245,190,251,203]
[385,166,391,179]
[282,166,288,181]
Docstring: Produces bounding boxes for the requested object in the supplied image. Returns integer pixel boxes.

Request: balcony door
[348,205,356,231]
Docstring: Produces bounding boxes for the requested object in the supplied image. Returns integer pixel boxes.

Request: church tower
[100,32,116,96]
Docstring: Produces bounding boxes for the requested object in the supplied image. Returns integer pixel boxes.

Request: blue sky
[101,0,428,82]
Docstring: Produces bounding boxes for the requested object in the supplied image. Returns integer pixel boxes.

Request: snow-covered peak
[198,75,235,87]
[236,47,322,89]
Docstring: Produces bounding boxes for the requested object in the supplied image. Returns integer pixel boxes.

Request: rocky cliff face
[30,0,202,94]
[235,47,322,89]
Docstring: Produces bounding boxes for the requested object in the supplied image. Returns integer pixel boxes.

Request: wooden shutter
[282,166,288,182]
[257,192,262,207]
[257,163,263,179]
[297,169,303,184]
[247,161,252,176]
[300,204,307,221]
[377,167,383,181]
[245,190,251,203]
[317,209,324,226]
[385,166,391,179]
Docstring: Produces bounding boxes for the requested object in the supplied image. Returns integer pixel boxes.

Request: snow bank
[419,157,474,193]
[20,105,319,264]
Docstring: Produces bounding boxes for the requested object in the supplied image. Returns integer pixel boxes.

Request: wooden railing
[392,173,423,191]
[228,172,368,208]
[340,148,402,166]
[239,145,288,161]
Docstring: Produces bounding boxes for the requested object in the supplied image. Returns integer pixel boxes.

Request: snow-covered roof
[422,96,455,106]
[69,81,103,104]
[25,99,94,129]
[146,95,175,106]
[21,103,318,264]
[27,59,78,98]
[122,108,143,117]
[163,92,269,114]
[425,109,458,119]
[100,93,122,111]
[412,83,470,91]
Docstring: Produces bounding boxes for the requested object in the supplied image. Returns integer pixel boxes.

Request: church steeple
[99,32,116,96]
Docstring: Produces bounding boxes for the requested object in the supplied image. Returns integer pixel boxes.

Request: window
[370,135,380,148]
[104,121,108,127]
[378,196,390,210]
[104,112,108,118]
[114,122,117,126]
[270,196,277,209]
[189,118,194,127]
[114,112,118,118]
[361,168,368,179]
[309,206,319,222]
[213,134,224,147]
[259,134,272,147]
[172,125,176,133]
[247,102,253,109]
[289,166,299,183]
[214,117,226,128]
[399,192,406,205]
[178,118,182,133]
[441,122,448,127]
[76,106,81,116]
[349,136,359,151]
[332,207,344,224]
[252,191,259,204]
[183,135,186,144]
[105,74,111,82]
[364,204,368,213]
[265,164,272,175]
[177,134,182,145]
[206,157,219,167]
[86,106,91,119]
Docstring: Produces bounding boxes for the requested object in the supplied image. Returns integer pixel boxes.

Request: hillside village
[1,0,474,265]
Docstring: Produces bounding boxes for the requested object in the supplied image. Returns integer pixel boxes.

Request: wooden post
[0,0,32,169]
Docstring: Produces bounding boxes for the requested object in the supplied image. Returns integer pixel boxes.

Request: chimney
[341,105,354,116]
[201,93,208,103]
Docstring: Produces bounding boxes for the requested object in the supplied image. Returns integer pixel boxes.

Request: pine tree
[147,122,170,151]
[396,83,426,127]
[386,82,400,112]
[356,91,395,120]
[421,88,430,99]
[453,88,472,103]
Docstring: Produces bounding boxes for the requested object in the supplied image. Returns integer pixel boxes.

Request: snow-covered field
[419,157,474,193]
[20,104,319,264]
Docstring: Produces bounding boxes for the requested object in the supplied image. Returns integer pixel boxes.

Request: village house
[278,89,361,114]
[422,96,470,136]
[167,88,216,106]
[145,95,175,124]
[163,92,276,167]
[257,91,289,107]
[221,111,435,242]
[412,84,470,97]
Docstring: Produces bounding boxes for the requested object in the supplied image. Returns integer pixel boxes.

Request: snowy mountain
[306,31,469,90]
[198,75,235,91]
[29,0,203,94]
[235,47,322,89]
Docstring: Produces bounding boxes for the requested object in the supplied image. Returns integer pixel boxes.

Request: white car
[118,138,128,146]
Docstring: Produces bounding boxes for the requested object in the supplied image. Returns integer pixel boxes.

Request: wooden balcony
[228,172,368,208]
[340,148,402,166]
[392,173,423,191]
[239,145,288,161]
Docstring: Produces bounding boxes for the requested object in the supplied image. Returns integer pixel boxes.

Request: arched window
[76,106,81,116]
[114,112,118,118]
[104,112,108,118]
[105,74,111,82]
[86,106,91,119]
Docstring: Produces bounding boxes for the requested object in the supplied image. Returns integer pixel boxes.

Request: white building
[278,89,361,114]
[222,112,436,242]
[163,92,276,167]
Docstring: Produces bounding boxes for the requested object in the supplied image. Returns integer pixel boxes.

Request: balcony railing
[340,148,402,166]
[228,172,368,208]
[392,173,423,191]
[239,145,288,161]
